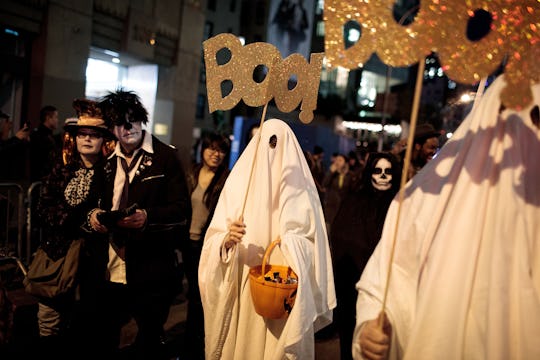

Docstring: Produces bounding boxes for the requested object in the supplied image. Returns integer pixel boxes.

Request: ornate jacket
[38,158,106,260]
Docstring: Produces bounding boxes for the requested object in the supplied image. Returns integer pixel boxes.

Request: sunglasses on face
[113,120,142,130]
[76,130,102,139]
[111,112,143,128]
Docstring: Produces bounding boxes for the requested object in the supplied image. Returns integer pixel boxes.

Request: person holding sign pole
[199,119,336,359]
[353,77,540,360]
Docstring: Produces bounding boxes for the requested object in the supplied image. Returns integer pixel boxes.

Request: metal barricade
[0,183,24,259]
[0,182,42,264]
[25,181,42,263]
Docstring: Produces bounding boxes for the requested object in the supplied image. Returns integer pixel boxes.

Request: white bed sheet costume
[199,119,336,359]
[353,75,540,359]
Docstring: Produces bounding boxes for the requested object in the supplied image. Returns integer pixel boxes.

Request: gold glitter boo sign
[204,33,324,124]
[324,0,540,110]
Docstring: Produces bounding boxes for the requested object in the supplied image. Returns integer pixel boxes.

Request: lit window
[316,0,324,15]
[316,21,325,37]
[437,67,444,77]
[356,71,378,107]
[85,58,121,98]
[335,66,349,88]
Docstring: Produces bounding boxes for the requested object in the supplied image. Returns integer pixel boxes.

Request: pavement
[2,278,340,359]
[122,292,341,359]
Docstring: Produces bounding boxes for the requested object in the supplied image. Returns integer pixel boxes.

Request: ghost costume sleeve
[199,119,336,360]
[352,76,540,360]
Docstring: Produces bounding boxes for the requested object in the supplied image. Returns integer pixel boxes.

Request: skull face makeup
[371,158,392,191]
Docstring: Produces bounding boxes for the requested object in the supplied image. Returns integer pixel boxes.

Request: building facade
[1,0,207,166]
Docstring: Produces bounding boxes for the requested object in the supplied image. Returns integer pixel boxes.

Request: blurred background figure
[347,150,364,183]
[330,152,401,360]
[246,123,260,144]
[310,145,326,204]
[185,132,230,359]
[0,111,30,182]
[29,105,62,183]
[391,123,440,181]
[323,153,356,237]
[0,111,30,243]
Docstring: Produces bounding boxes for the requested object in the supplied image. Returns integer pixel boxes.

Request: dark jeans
[91,281,173,359]
[184,239,205,359]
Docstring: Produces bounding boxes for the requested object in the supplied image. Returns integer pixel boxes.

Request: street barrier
[25,182,42,263]
[0,182,42,264]
[0,183,24,260]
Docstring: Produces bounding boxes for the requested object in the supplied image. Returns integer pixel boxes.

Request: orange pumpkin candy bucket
[249,238,298,319]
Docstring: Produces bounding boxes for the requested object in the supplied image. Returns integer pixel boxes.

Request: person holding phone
[0,111,30,182]
[90,89,191,359]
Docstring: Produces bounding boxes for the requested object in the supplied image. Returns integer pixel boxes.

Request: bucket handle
[260,237,281,279]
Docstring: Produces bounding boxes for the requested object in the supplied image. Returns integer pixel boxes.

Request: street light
[460,93,472,103]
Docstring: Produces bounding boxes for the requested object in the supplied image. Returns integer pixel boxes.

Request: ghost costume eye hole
[269,134,277,149]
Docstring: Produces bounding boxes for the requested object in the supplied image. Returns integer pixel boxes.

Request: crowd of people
[1,87,445,359]
[1,92,192,359]
[2,75,537,360]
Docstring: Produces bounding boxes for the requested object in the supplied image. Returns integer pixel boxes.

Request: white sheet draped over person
[352,75,540,360]
[199,118,336,359]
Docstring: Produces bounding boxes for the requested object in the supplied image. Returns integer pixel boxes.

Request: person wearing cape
[353,76,540,359]
[199,118,336,359]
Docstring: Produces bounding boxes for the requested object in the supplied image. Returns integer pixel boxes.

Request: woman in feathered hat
[32,98,115,356]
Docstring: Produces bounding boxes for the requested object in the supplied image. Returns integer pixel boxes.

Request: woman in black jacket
[34,99,114,355]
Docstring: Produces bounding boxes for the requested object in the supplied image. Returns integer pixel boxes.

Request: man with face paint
[91,90,191,358]
[329,152,401,360]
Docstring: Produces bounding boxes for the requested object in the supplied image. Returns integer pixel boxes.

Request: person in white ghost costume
[199,118,336,359]
[353,75,540,360]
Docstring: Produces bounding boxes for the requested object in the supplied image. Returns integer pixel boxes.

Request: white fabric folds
[199,119,336,359]
[353,76,540,360]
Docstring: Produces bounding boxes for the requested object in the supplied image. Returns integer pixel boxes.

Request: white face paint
[371,158,392,191]
[113,121,143,152]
